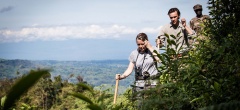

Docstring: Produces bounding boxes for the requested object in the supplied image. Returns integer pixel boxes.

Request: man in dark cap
[190,4,210,41]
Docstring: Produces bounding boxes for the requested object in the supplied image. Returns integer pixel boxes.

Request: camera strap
[135,51,150,76]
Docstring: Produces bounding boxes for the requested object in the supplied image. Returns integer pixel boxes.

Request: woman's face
[136,39,146,53]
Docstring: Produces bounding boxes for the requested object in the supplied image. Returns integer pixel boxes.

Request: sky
[0,0,210,61]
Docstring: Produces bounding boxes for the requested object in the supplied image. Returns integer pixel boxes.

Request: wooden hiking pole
[114,74,120,104]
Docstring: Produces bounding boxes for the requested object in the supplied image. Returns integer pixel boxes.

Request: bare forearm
[147,45,160,62]
[185,26,194,35]
[120,69,132,79]
[181,18,194,35]
[119,62,134,80]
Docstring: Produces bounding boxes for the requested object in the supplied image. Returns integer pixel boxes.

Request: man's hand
[181,18,186,27]
[156,38,161,45]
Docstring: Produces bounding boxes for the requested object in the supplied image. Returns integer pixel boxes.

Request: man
[158,8,195,53]
[155,38,161,49]
[190,4,210,38]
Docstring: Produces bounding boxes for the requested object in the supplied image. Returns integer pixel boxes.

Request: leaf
[164,33,169,38]
[21,103,30,109]
[170,40,176,46]
[177,31,181,37]
[190,96,204,103]
[176,35,182,42]
[158,55,166,65]
[3,69,50,110]
[213,81,221,92]
[112,105,122,110]
[162,54,170,62]
[77,82,94,94]
[167,39,172,45]
[170,34,176,39]
[168,48,176,55]
[1,96,6,107]
[87,104,102,110]
[97,93,112,103]
[68,92,93,104]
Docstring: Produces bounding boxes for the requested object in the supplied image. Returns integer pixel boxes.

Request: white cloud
[140,26,162,34]
[0,24,160,42]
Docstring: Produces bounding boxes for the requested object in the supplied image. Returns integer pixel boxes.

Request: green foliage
[0,62,132,110]
[69,92,94,104]
[0,96,6,109]
[2,69,50,110]
[0,79,14,98]
[69,82,122,110]
[1,1,240,109]
[140,32,192,109]
[199,101,240,110]
[131,1,240,109]
[134,0,240,109]
[185,0,240,108]
[19,103,38,110]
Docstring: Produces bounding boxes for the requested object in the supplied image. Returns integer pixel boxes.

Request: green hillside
[0,59,134,88]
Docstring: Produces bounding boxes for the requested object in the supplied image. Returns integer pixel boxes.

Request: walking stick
[113,74,120,104]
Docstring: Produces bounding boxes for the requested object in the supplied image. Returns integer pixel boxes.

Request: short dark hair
[136,33,148,41]
[168,8,181,16]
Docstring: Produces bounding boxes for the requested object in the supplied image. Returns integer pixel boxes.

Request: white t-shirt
[129,47,159,77]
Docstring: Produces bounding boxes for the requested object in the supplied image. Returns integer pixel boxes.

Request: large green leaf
[170,40,177,46]
[97,93,112,103]
[87,104,102,110]
[77,82,94,94]
[190,96,204,104]
[167,39,172,45]
[68,92,93,104]
[162,54,170,62]
[164,33,170,38]
[1,96,6,108]
[170,34,176,39]
[176,31,181,37]
[3,69,50,110]
[213,81,221,92]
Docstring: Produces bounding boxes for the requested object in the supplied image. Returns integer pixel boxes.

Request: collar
[169,22,185,29]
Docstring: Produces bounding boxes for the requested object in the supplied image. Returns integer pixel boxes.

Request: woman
[116,32,160,92]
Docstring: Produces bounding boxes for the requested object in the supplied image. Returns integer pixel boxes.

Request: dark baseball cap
[193,4,202,10]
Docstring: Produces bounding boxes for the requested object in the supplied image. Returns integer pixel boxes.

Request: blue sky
[0,0,209,61]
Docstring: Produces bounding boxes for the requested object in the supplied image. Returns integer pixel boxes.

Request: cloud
[0,6,13,13]
[140,26,162,34]
[0,24,161,42]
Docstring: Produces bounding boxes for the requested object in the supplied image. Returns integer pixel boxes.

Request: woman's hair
[136,33,148,41]
[168,8,181,16]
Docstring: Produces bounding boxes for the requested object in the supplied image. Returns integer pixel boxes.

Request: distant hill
[0,59,135,88]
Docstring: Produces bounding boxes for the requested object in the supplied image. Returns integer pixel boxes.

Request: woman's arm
[145,40,160,62]
[116,61,134,80]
